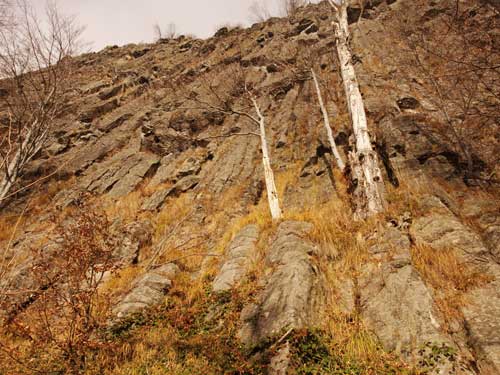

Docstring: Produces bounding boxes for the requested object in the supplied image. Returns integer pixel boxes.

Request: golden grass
[411,244,493,330]
[103,190,146,224]
[100,265,145,298]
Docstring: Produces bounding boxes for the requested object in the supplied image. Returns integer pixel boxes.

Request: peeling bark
[251,98,283,221]
[329,0,385,219]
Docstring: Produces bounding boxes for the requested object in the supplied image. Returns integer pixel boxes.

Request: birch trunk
[311,68,345,171]
[0,125,48,207]
[251,98,283,221]
[333,0,385,219]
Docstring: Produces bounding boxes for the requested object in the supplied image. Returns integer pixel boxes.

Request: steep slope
[1,1,499,374]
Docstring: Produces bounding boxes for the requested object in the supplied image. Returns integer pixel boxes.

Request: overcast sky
[33,0,296,51]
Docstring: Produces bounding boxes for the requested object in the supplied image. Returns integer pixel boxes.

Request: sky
[32,0,291,51]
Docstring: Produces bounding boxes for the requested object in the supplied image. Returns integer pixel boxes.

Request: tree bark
[333,0,385,218]
[311,68,345,171]
[0,124,48,207]
[251,98,283,221]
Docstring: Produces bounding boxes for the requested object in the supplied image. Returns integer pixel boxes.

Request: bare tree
[0,0,84,207]
[394,0,499,183]
[0,0,12,28]
[249,1,272,22]
[180,69,283,221]
[0,203,115,374]
[154,22,177,41]
[280,0,308,16]
[328,0,385,219]
[311,68,345,171]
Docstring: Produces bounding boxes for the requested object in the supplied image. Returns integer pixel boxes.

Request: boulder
[113,220,153,265]
[212,225,259,292]
[239,221,321,345]
[112,263,180,320]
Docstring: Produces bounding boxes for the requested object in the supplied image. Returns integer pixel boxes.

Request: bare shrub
[0,202,116,374]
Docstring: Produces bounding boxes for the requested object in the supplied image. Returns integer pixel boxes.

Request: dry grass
[411,244,493,330]
[100,265,145,298]
[103,190,146,224]
[316,303,418,374]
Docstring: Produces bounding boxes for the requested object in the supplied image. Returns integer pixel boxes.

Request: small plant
[418,342,457,371]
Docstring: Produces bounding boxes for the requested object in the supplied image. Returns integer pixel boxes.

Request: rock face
[462,265,500,375]
[0,0,498,373]
[212,224,259,292]
[239,221,321,345]
[112,263,180,320]
[359,228,452,355]
[113,220,153,265]
[409,194,500,373]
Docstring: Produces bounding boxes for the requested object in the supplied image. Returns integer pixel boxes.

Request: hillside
[0,1,499,374]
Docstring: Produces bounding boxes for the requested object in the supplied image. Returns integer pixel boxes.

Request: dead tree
[281,0,308,16]
[328,0,385,219]
[0,0,83,207]
[249,1,271,22]
[311,68,345,171]
[153,22,177,41]
[180,70,283,221]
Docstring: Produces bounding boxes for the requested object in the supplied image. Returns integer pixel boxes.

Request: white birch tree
[250,95,282,220]
[328,0,385,219]
[0,0,83,207]
[311,68,345,171]
[182,74,283,221]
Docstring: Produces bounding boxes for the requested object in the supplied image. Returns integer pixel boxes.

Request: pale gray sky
[35,0,291,51]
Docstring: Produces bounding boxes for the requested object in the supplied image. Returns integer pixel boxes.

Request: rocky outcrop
[113,220,153,265]
[462,265,500,374]
[410,195,490,262]
[112,263,180,321]
[410,194,500,373]
[142,175,200,211]
[359,228,455,359]
[239,221,322,345]
[212,224,259,292]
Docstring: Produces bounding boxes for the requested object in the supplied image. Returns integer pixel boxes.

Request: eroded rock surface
[112,263,180,320]
[360,228,453,358]
[212,224,259,292]
[239,221,321,345]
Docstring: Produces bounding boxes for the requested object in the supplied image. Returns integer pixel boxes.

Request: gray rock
[113,220,153,265]
[269,343,291,375]
[107,154,160,198]
[461,198,500,262]
[358,228,465,371]
[112,263,180,320]
[212,225,259,292]
[411,213,490,262]
[360,263,446,354]
[198,134,258,195]
[462,264,500,374]
[148,154,176,186]
[177,157,202,178]
[424,155,456,179]
[239,221,321,345]
[141,175,200,211]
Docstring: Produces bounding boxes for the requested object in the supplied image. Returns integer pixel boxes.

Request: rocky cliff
[0,1,499,374]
